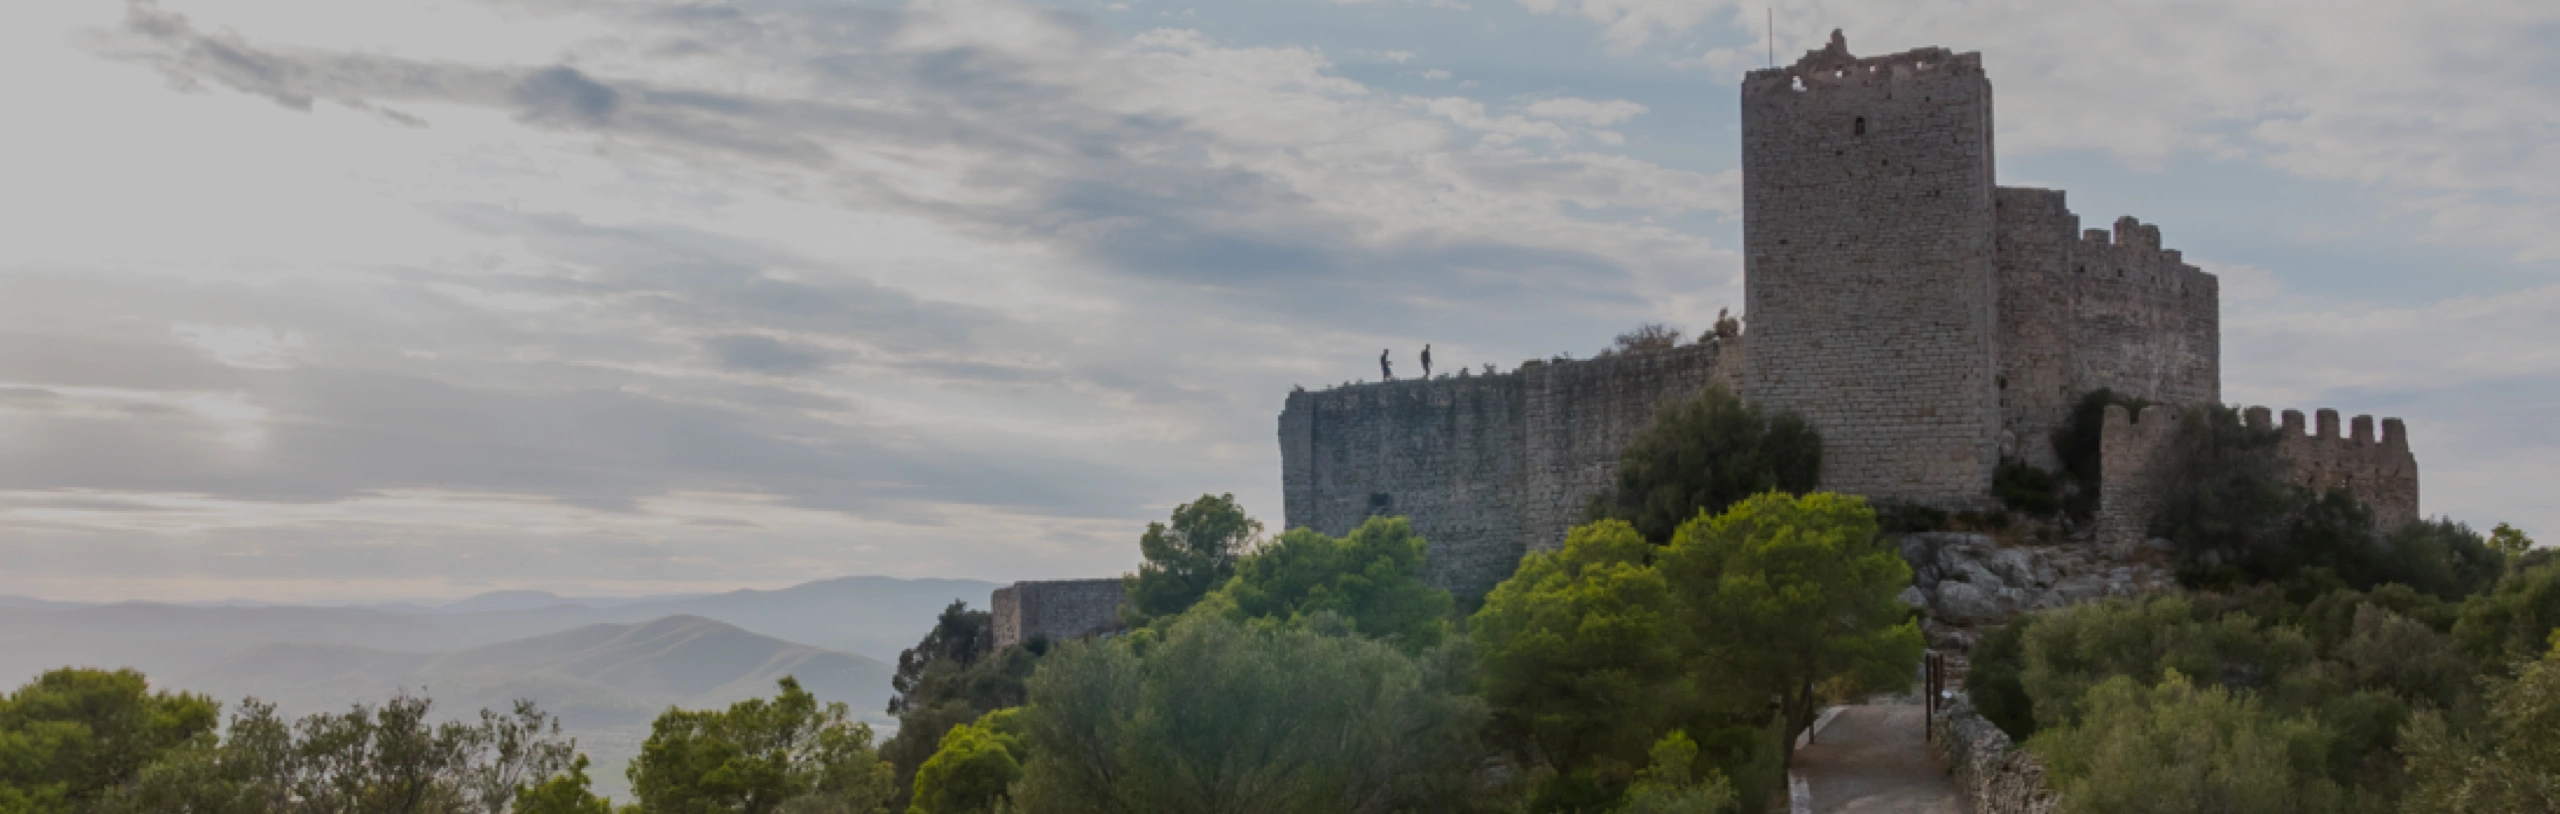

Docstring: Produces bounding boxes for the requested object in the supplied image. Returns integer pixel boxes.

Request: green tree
[2030,673,2345,814]
[516,755,620,814]
[2490,523,2538,562]
[630,677,895,814]
[1206,516,1453,651]
[0,667,218,811]
[1613,731,1738,814]
[2453,560,2560,676]
[1586,386,1820,544]
[1963,617,2039,740]
[1009,614,1487,814]
[881,602,1041,807]
[100,693,589,814]
[1123,494,1261,627]
[906,709,1025,814]
[2399,633,2560,813]
[1471,519,1685,775]
[1661,492,1922,760]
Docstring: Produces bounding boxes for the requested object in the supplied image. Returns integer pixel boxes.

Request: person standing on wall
[1421,344,1432,378]
[1380,349,1393,381]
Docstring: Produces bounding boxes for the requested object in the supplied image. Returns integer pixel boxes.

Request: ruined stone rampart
[2097,404,2421,552]
[991,578,1125,649]
[1279,340,1741,597]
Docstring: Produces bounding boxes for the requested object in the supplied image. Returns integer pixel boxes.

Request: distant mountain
[429,576,1007,661]
[0,595,88,611]
[427,590,587,614]
[0,603,467,686]
[0,575,1006,686]
[176,615,893,727]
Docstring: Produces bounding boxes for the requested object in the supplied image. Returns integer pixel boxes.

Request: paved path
[1788,704,1961,814]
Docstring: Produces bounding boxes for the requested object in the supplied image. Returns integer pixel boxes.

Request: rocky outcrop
[1930,696,2060,814]
[1898,533,2174,632]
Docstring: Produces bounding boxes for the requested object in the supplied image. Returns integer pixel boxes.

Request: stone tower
[1740,32,2001,505]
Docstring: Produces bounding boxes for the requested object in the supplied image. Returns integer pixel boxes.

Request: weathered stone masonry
[2098,404,2420,553]
[1279,341,1744,598]
[990,578,1126,649]
[1279,32,2419,594]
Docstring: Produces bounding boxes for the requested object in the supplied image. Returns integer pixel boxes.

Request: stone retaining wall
[1929,697,2060,814]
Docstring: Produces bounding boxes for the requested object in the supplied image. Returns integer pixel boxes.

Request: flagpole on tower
[1767,8,1775,67]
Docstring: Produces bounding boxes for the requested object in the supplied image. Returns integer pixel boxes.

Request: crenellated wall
[2252,407,2420,529]
[1995,189,2220,469]
[991,578,1126,649]
[1279,340,1742,598]
[2097,404,2421,552]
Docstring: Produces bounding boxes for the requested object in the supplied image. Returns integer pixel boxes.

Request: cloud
[1521,97,1648,126]
[700,334,837,376]
[1519,0,2560,259]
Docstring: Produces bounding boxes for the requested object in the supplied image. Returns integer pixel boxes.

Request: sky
[1,0,2554,603]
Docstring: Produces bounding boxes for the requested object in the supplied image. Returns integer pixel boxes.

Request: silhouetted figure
[1380,349,1393,381]
[1421,344,1433,378]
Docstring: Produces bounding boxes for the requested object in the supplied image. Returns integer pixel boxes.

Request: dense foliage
[0,668,217,812]
[2398,633,2560,812]
[880,603,1038,808]
[904,710,1024,814]
[629,677,895,814]
[1585,386,1820,544]
[1010,614,1487,814]
[1472,494,1915,810]
[0,672,598,814]
[1969,546,2560,813]
[1121,494,1260,628]
[1203,516,1453,651]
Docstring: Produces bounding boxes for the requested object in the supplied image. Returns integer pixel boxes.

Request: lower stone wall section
[2097,403,2422,555]
[1930,697,2060,814]
[991,578,1126,649]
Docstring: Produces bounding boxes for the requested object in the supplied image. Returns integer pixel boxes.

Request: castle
[1276,33,2422,599]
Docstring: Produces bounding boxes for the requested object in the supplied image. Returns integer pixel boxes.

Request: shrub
[1587,386,1820,545]
[2030,673,2346,814]
[2453,560,2560,676]
[1206,516,1453,651]
[1966,618,2039,740]
[1010,614,1486,814]
[2398,633,2560,813]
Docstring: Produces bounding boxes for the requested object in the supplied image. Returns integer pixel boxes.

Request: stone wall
[2097,403,2421,553]
[1993,188,2082,471]
[1994,192,2221,469]
[1930,697,2061,814]
[2258,407,2420,528]
[990,578,1126,649]
[1278,340,1739,598]
[1741,35,2002,505]
[2093,404,2183,557]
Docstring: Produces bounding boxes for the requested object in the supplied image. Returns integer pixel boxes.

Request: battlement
[1742,31,1983,98]
[2093,403,2421,553]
